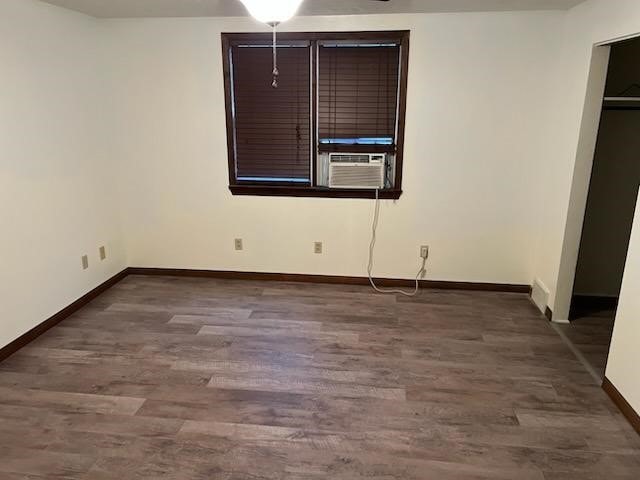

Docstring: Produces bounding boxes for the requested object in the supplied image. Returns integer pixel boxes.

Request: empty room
[1,0,640,478]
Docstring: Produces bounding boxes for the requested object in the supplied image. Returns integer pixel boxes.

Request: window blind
[231,44,311,182]
[318,44,401,147]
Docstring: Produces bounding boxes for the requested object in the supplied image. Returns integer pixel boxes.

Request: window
[222,31,409,199]
[318,43,400,149]
[230,41,311,185]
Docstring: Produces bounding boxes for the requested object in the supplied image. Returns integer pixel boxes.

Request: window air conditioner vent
[329,154,371,164]
[328,153,386,189]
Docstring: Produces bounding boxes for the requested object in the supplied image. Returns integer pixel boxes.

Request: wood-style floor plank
[0,275,639,479]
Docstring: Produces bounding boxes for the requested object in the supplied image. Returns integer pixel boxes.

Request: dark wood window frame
[222,30,410,200]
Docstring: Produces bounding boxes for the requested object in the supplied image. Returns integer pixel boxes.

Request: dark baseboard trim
[603,377,640,436]
[545,306,553,321]
[2,270,637,436]
[0,269,129,363]
[127,267,531,293]
[0,266,530,364]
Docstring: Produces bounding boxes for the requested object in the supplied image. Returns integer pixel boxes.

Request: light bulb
[238,0,304,24]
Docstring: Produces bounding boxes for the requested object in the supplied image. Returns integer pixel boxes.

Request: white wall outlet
[99,246,106,261]
[81,255,89,270]
[234,238,243,251]
[314,242,323,254]
[420,245,429,259]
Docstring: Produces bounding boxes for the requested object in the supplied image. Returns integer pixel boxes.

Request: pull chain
[270,22,279,88]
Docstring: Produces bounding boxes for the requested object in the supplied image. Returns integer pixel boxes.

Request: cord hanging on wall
[367,189,427,297]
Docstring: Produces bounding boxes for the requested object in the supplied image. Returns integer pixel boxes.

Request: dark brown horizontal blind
[231,45,311,182]
[318,44,400,145]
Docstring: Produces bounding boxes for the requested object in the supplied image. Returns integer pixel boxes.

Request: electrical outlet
[99,246,106,261]
[234,238,243,251]
[314,242,323,254]
[420,245,429,259]
[81,255,89,270]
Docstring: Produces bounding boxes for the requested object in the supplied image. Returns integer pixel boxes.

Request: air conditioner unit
[328,153,386,189]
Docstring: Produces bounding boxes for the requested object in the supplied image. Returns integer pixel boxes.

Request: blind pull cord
[269,22,280,88]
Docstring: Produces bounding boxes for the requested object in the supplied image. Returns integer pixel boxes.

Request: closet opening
[561,37,640,380]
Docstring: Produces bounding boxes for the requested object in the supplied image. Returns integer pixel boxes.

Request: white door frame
[554,33,640,322]
[553,45,611,322]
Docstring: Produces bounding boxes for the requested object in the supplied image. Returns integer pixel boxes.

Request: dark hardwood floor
[558,309,616,380]
[0,275,639,479]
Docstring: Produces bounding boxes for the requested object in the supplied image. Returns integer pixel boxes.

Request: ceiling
[40,0,586,18]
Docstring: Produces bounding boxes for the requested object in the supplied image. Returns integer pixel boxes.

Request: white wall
[606,191,640,413]
[107,12,563,284]
[0,0,126,348]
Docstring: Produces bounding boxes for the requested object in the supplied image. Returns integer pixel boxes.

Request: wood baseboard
[602,377,640,436]
[4,270,637,437]
[0,269,129,363]
[602,377,640,435]
[0,266,530,364]
[127,267,531,293]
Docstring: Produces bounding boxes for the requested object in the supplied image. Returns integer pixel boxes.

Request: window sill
[229,185,402,199]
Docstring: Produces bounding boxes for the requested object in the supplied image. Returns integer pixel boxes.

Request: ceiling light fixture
[238,0,304,24]
[238,0,305,88]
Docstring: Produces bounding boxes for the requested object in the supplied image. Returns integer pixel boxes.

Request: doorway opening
[560,37,640,380]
